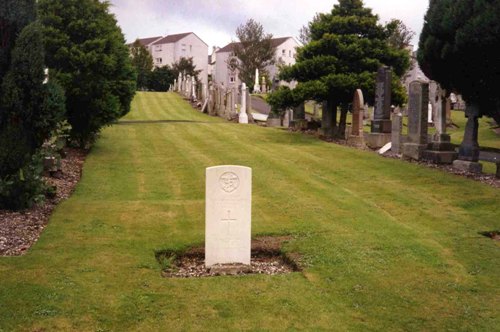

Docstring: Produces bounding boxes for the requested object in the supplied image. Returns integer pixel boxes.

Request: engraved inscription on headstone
[205,165,252,267]
[374,82,384,120]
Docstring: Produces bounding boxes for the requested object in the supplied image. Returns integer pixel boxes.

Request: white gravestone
[205,166,252,267]
[239,83,249,124]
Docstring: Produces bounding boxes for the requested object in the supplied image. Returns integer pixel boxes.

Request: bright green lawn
[1,92,499,331]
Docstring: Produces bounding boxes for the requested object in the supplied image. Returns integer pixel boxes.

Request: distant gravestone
[367,66,392,148]
[348,89,365,145]
[422,85,458,164]
[403,80,428,160]
[453,105,483,173]
[205,166,252,267]
[239,83,249,124]
[391,112,403,154]
[371,66,392,133]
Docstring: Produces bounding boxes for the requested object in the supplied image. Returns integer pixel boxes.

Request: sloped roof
[134,36,163,47]
[270,37,292,48]
[152,32,208,46]
[217,37,296,53]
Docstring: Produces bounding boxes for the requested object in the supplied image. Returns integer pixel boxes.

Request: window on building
[282,49,286,56]
[289,50,292,57]
[156,58,162,64]
[155,44,162,51]
[181,44,186,52]
[189,45,192,52]
[229,76,235,83]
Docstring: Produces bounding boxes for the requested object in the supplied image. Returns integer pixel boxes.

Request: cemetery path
[0,92,498,331]
[251,95,271,115]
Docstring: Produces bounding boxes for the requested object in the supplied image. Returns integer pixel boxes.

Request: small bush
[0,154,47,210]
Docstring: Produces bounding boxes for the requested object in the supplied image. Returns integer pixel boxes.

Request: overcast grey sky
[108,0,429,52]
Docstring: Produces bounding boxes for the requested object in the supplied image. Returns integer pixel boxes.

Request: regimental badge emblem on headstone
[219,172,239,193]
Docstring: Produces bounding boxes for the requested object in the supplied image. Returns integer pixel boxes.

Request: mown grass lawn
[1,92,499,331]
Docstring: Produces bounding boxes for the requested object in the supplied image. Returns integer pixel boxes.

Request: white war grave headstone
[205,166,252,267]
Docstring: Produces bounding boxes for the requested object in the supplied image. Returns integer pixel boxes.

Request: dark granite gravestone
[371,66,392,133]
[453,104,483,173]
[366,67,392,148]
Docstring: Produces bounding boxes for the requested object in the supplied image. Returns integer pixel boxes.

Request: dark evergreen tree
[39,0,136,146]
[147,66,175,92]
[1,1,65,210]
[269,0,410,138]
[130,39,153,90]
[0,0,36,80]
[417,0,500,125]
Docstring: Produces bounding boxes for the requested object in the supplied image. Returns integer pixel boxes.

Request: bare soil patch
[480,231,500,241]
[0,148,87,256]
[157,236,301,278]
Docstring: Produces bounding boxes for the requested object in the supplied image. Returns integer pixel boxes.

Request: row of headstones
[352,66,483,172]
[206,83,250,124]
[172,73,208,103]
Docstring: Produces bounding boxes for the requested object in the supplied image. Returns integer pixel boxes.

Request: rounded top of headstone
[206,165,252,172]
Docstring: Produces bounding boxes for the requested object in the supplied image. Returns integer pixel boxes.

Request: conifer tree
[0,1,65,210]
[269,0,410,138]
[39,0,136,146]
[418,0,500,125]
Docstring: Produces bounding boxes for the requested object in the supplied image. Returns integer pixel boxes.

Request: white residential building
[136,32,209,87]
[214,37,301,90]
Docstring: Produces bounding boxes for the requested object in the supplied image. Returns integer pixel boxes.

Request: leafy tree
[130,39,153,90]
[417,0,500,125]
[386,19,415,49]
[270,0,410,138]
[39,0,136,146]
[171,57,201,82]
[147,66,175,92]
[1,1,65,210]
[233,19,276,89]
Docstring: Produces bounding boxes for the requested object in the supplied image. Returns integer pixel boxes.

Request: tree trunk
[321,97,337,138]
[337,103,348,139]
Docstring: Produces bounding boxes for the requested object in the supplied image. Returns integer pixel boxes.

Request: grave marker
[367,67,392,148]
[403,80,429,160]
[205,166,252,267]
[349,89,365,145]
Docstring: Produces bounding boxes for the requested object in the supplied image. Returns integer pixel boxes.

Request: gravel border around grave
[0,148,87,256]
[158,236,302,278]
